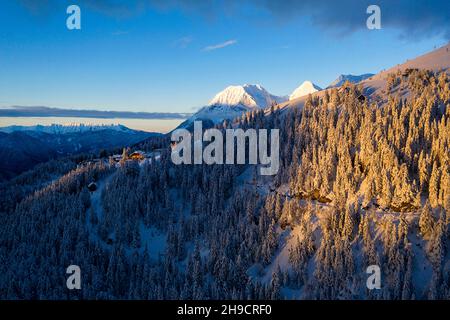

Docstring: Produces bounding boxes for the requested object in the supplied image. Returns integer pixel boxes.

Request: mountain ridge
[0,123,137,135]
[327,73,374,88]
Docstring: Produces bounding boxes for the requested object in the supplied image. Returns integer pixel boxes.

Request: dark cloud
[249,0,450,40]
[17,0,61,16]
[17,0,217,19]
[16,0,450,39]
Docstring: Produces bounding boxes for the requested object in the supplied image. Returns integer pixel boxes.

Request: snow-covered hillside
[289,81,322,100]
[274,43,450,114]
[1,44,449,300]
[361,43,450,96]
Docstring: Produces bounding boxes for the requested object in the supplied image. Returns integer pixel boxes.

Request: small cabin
[130,151,145,161]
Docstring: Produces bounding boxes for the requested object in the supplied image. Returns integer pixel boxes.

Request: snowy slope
[361,43,450,96]
[275,43,450,113]
[289,81,322,100]
[327,74,374,88]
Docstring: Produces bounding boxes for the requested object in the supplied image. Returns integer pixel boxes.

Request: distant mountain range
[0,124,160,180]
[178,73,375,128]
[1,74,374,133]
[326,73,375,88]
[0,106,191,119]
[0,123,137,134]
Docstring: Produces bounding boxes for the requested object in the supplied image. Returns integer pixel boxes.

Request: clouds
[173,36,193,49]
[16,0,450,40]
[203,39,237,51]
[249,0,450,40]
[173,36,238,52]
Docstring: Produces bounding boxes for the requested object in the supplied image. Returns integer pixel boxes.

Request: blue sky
[0,0,448,113]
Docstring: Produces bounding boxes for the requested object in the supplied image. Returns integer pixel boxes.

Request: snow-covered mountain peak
[178,84,287,127]
[289,81,322,100]
[208,84,283,109]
